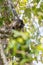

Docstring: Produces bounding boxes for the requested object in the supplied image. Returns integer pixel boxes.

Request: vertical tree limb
[0,43,9,65]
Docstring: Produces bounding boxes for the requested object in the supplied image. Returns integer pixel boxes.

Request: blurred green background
[0,0,43,65]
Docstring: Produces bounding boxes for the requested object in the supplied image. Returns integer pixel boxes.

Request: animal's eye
[12,27,15,29]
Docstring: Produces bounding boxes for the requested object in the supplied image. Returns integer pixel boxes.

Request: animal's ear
[18,19,24,28]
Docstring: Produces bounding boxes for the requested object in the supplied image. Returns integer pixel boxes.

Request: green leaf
[24,8,31,18]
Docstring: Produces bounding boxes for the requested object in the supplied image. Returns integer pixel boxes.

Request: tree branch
[0,44,9,65]
[7,0,19,20]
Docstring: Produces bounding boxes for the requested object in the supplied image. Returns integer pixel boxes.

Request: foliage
[0,0,43,65]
